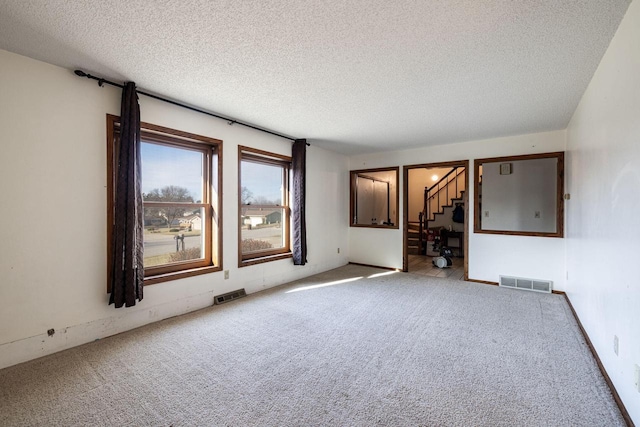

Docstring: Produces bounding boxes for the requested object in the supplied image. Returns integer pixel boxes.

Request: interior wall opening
[403,161,469,280]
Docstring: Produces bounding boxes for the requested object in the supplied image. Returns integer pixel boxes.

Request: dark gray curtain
[292,139,307,265]
[110,82,144,307]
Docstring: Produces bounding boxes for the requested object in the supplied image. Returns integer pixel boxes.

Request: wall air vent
[499,275,552,293]
[214,289,247,305]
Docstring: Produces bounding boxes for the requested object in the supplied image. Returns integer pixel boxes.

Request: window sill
[239,252,293,268]
[144,265,222,286]
[350,223,399,229]
[473,229,564,238]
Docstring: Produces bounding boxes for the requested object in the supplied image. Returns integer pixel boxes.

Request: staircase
[418,167,466,253]
[429,190,465,230]
[424,168,465,221]
[407,222,421,255]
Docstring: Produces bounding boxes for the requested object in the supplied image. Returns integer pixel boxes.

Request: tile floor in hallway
[408,254,465,280]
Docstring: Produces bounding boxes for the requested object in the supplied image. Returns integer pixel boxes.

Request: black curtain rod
[74,69,307,144]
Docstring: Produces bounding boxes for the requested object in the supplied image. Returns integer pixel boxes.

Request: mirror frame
[350,167,400,229]
[474,152,564,238]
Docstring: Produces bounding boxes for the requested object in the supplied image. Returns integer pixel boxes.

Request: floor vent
[499,276,552,293]
[214,289,247,305]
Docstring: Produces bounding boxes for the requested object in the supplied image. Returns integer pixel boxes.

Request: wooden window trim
[238,145,292,267]
[349,166,400,229]
[107,114,223,290]
[473,151,564,238]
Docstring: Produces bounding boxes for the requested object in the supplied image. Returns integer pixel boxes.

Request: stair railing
[418,211,424,255]
[424,167,466,223]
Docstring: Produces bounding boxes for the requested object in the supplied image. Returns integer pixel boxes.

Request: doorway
[403,160,469,280]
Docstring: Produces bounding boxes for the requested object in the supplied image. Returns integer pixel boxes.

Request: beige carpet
[0,265,625,426]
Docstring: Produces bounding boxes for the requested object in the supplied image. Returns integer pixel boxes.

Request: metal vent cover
[499,275,552,293]
[214,288,247,305]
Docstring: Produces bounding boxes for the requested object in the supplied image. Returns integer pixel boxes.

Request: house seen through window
[107,115,222,285]
[141,142,206,268]
[239,146,291,266]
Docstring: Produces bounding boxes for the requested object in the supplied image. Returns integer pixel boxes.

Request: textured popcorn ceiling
[0,0,630,154]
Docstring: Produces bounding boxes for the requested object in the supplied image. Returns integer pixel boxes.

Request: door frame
[402,160,469,280]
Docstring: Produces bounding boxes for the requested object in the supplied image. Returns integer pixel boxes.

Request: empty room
[0,1,638,425]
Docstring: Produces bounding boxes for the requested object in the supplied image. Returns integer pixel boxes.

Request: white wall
[348,130,566,289]
[481,158,557,233]
[0,49,349,369]
[566,0,640,422]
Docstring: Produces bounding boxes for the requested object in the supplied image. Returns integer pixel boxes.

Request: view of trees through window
[239,148,291,262]
[141,142,206,268]
[108,115,221,285]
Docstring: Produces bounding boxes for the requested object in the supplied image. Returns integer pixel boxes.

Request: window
[238,146,292,266]
[107,115,222,286]
[474,152,564,237]
[350,167,399,228]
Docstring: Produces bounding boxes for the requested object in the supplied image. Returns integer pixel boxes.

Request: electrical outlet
[635,364,640,392]
[224,270,229,280]
[337,248,340,254]
[613,335,619,356]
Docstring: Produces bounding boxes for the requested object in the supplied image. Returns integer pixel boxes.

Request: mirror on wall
[350,167,399,228]
[474,152,564,237]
